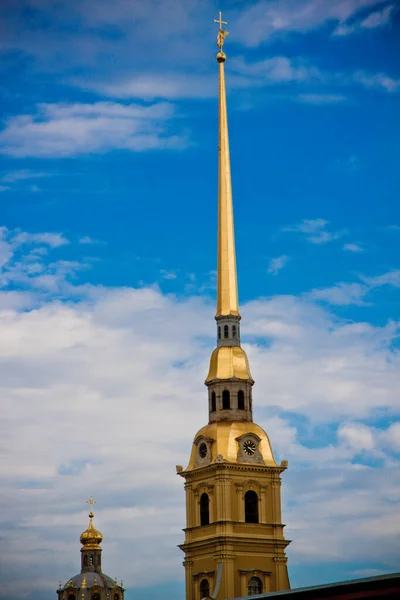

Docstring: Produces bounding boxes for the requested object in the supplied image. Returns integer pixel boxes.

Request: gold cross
[214,11,227,30]
[86,495,96,513]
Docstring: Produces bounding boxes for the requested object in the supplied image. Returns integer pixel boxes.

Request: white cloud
[362,270,400,288]
[338,422,375,451]
[85,73,215,100]
[352,70,399,92]
[11,231,69,248]
[334,4,395,35]
[0,232,399,598]
[343,243,364,252]
[234,0,386,46]
[0,102,187,158]
[306,269,400,306]
[160,269,177,280]
[307,282,369,305]
[79,236,101,245]
[267,255,290,275]
[283,218,345,244]
[1,169,50,183]
[231,55,322,83]
[296,93,348,104]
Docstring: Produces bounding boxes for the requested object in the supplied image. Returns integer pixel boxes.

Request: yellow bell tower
[177,13,291,600]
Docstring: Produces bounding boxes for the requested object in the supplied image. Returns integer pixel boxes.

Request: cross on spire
[214,11,229,50]
[86,495,96,515]
[214,11,227,30]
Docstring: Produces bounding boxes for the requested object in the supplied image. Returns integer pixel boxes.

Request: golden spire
[214,12,239,318]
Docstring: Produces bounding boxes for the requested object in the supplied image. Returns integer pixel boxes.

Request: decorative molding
[239,569,272,576]
[193,570,215,580]
[213,553,236,561]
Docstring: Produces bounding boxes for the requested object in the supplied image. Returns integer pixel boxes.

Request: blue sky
[0,1,399,599]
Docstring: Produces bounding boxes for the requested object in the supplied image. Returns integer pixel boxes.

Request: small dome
[61,571,117,591]
[80,512,103,550]
[206,346,253,382]
[186,421,278,470]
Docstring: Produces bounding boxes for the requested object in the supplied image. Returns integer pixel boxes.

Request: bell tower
[177,13,291,600]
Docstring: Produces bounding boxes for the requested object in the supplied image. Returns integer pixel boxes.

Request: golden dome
[80,511,103,551]
[185,420,278,470]
[206,346,253,382]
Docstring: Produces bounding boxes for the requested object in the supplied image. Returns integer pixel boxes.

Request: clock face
[243,440,256,456]
[199,442,208,458]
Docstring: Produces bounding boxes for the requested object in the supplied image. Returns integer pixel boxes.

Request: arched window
[200,493,210,525]
[232,324,236,337]
[92,594,101,600]
[218,326,221,340]
[211,391,216,412]
[249,389,252,411]
[89,555,93,566]
[114,595,119,600]
[248,576,262,595]
[97,554,101,565]
[200,578,210,599]
[83,555,88,567]
[238,390,245,410]
[245,490,259,523]
[68,595,75,600]
[222,389,230,409]
[224,324,229,338]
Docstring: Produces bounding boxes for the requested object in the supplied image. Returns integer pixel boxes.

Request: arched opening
[222,389,230,409]
[245,490,259,523]
[200,578,210,599]
[218,326,221,340]
[83,555,88,567]
[89,555,93,566]
[238,390,245,410]
[248,576,262,595]
[211,391,216,412]
[224,324,229,338]
[232,324,236,337]
[200,493,210,526]
[68,595,75,600]
[92,594,101,600]
[114,595,119,600]
[97,554,101,565]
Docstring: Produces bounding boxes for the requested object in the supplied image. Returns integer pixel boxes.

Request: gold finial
[86,495,95,516]
[214,11,229,50]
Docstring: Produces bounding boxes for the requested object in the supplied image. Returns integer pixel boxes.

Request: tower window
[200,578,210,599]
[89,555,93,566]
[211,391,216,412]
[232,324,236,337]
[245,490,259,523]
[83,555,88,567]
[92,594,100,600]
[218,326,221,339]
[68,595,75,600]
[224,324,229,338]
[238,390,245,410]
[114,595,119,600]
[97,554,101,565]
[222,389,230,409]
[200,493,210,526]
[248,576,262,595]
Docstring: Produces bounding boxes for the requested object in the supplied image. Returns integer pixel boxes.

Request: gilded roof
[185,421,278,470]
[206,345,253,382]
[80,512,103,551]
[62,572,117,590]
